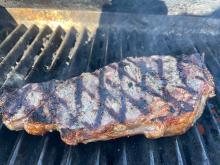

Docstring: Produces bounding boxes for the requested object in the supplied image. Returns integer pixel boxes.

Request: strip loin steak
[0,53,215,145]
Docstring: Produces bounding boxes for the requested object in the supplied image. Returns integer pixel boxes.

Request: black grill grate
[0,18,220,165]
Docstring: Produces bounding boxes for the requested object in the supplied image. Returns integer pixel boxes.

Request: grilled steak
[0,53,215,145]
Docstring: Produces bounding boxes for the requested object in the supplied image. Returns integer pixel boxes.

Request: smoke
[2,72,26,90]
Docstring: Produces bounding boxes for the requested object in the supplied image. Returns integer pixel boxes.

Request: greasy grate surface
[0,22,220,165]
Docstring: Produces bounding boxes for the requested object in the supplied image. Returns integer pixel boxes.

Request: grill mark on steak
[128,57,194,114]
[0,54,215,145]
[176,57,197,95]
[155,58,167,97]
[156,58,194,112]
[94,68,106,128]
[127,58,161,98]
[106,78,119,89]
[118,61,127,122]
[118,61,138,84]
[30,107,51,123]
[123,92,148,115]
[49,94,59,124]
[75,77,83,112]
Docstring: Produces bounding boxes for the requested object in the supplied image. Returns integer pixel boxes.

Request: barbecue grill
[0,1,220,164]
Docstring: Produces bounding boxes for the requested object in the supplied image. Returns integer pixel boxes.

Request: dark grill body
[0,1,220,165]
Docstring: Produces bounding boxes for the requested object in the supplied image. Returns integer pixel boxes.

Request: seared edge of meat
[12,85,212,145]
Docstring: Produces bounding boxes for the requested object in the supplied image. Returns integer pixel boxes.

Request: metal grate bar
[193,125,211,165]
[143,33,155,55]
[199,103,220,165]
[206,102,220,135]
[106,28,122,63]
[6,132,25,165]
[133,31,145,56]
[37,136,49,165]
[170,35,197,55]
[164,34,184,55]
[13,135,47,164]
[212,35,220,62]
[115,142,128,165]
[86,34,96,72]
[157,138,184,165]
[0,117,2,130]
[0,26,15,45]
[87,28,109,71]
[36,133,65,165]
[148,33,167,55]
[153,34,170,55]
[48,27,76,74]
[0,126,19,163]
[61,28,92,79]
[94,147,101,165]
[180,126,210,165]
[2,26,52,89]
[0,25,39,88]
[122,143,128,165]
[149,143,155,165]
[60,147,73,165]
[149,140,162,165]
[0,24,27,61]
[26,26,65,82]
[175,138,186,165]
[71,143,102,165]
[197,35,220,67]
[121,30,138,58]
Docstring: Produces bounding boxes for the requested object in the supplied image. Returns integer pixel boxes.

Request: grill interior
[0,7,220,165]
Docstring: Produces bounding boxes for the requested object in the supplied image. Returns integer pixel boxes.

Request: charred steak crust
[0,54,215,145]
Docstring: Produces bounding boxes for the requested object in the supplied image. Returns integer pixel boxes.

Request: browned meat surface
[0,53,215,145]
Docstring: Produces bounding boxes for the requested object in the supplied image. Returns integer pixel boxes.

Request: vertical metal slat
[2,26,52,88]
[0,24,27,61]
[25,26,64,82]
[37,136,49,165]
[0,25,39,87]
[6,132,25,165]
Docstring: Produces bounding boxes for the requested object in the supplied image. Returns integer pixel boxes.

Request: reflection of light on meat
[80,89,98,126]
[163,56,183,86]
[56,83,76,111]
[56,104,71,126]
[12,106,26,121]
[4,72,25,88]
[101,111,114,125]
[125,101,142,119]
[26,90,42,107]
[105,97,120,113]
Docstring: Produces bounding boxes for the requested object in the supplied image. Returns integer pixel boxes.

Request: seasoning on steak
[0,53,215,145]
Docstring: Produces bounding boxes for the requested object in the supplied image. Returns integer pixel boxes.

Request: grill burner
[0,9,220,165]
